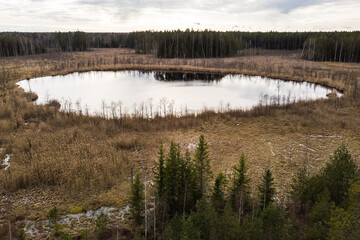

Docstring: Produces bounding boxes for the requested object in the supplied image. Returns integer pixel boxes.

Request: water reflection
[154,72,224,82]
[17,71,337,117]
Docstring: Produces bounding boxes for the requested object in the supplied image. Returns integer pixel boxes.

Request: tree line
[0,31,127,57]
[126,30,360,62]
[130,136,360,239]
[1,31,359,62]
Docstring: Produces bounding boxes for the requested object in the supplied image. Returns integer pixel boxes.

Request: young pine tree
[130,171,145,226]
[258,169,275,211]
[194,135,212,199]
[323,144,357,205]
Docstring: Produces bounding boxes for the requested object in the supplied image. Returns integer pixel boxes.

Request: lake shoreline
[17,64,346,94]
[18,70,336,117]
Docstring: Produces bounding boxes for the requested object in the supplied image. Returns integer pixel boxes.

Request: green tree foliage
[230,154,250,220]
[1,31,360,61]
[0,32,127,57]
[239,216,264,240]
[305,189,332,240]
[164,142,182,217]
[261,205,286,240]
[290,167,310,214]
[216,203,242,240]
[194,135,212,198]
[328,179,360,240]
[138,140,359,239]
[323,144,357,205]
[47,207,59,225]
[258,169,276,211]
[178,149,197,214]
[191,197,218,240]
[130,171,145,226]
[154,143,165,199]
[211,171,227,214]
[95,212,109,236]
[161,214,201,240]
[302,32,360,62]
[126,30,360,62]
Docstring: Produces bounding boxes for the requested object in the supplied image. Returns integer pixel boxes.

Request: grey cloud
[266,0,333,13]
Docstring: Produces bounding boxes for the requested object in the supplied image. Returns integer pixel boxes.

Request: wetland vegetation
[0,31,359,239]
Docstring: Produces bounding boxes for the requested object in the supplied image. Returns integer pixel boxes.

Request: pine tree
[258,169,275,211]
[194,135,212,198]
[323,145,357,205]
[130,171,144,226]
[230,154,250,221]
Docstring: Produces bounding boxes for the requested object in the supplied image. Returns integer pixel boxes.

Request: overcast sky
[0,0,359,32]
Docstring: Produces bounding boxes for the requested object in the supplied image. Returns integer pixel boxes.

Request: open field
[1,48,360,238]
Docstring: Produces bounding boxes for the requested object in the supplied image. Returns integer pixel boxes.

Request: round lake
[17,71,337,117]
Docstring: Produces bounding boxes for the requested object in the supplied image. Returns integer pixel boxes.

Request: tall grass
[0,48,359,193]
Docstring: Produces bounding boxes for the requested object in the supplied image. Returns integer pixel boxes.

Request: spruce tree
[164,141,181,217]
[258,169,275,211]
[290,167,310,214]
[194,135,212,198]
[211,171,227,214]
[230,154,250,221]
[130,171,145,226]
[154,143,165,199]
[179,149,196,214]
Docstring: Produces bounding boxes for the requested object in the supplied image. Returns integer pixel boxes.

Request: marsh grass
[0,49,359,235]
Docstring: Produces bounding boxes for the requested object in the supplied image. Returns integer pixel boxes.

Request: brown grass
[0,48,360,238]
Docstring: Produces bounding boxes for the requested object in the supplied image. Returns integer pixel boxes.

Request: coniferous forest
[1,31,360,62]
[129,135,360,240]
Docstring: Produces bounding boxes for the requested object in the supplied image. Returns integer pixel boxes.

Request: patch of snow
[2,154,10,170]
[299,144,316,152]
[23,205,131,238]
[187,143,197,149]
[309,134,341,138]
[268,142,275,156]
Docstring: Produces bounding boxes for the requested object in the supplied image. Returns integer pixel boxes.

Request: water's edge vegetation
[17,71,337,117]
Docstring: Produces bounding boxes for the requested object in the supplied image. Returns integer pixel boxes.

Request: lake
[17,71,337,117]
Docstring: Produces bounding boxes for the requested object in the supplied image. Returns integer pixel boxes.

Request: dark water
[17,71,337,116]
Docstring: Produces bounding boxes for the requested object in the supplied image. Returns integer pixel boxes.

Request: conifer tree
[290,167,310,214]
[258,169,275,211]
[323,145,357,205]
[164,142,181,217]
[179,149,196,214]
[154,143,165,199]
[194,135,212,198]
[130,171,145,226]
[211,171,227,214]
[230,154,250,221]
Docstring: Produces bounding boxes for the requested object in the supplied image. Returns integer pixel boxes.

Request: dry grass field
[0,48,360,238]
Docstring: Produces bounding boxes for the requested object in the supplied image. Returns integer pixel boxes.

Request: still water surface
[17,71,336,116]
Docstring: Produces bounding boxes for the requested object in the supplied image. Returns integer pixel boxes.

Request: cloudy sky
[0,0,359,32]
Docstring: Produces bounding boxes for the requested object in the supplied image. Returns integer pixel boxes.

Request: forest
[126,136,359,240]
[1,31,359,62]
